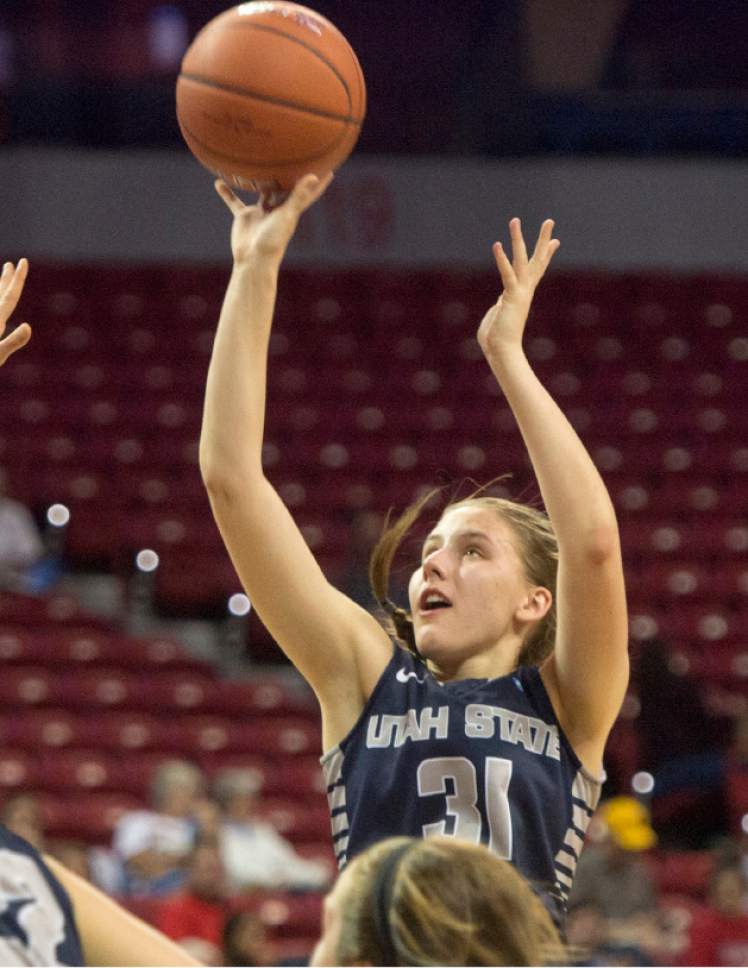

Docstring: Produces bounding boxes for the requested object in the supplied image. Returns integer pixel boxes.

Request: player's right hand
[0,259,32,366]
[214,172,333,267]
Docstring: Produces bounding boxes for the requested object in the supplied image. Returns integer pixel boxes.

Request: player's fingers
[492,241,516,291]
[509,218,528,273]
[309,170,334,202]
[0,322,31,365]
[292,171,333,212]
[547,238,561,262]
[0,259,29,322]
[214,179,245,215]
[0,261,13,301]
[532,219,555,259]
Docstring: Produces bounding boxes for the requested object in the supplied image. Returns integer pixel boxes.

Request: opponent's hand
[215,173,334,266]
[477,218,560,356]
[0,259,32,366]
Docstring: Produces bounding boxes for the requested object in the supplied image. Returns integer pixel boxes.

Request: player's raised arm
[200,176,391,746]
[0,259,32,365]
[477,219,629,772]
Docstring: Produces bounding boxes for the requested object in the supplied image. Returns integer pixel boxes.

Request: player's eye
[465,546,482,557]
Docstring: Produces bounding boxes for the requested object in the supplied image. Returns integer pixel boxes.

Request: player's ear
[515,586,552,623]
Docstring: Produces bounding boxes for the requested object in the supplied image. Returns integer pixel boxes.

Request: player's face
[408,506,537,675]
[309,863,358,967]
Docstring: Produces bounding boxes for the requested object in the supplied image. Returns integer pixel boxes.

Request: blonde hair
[336,836,563,966]
[369,487,558,667]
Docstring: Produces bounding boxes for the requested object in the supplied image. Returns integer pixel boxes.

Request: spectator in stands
[721,710,748,844]
[309,835,562,967]
[0,464,45,591]
[685,863,748,966]
[156,840,228,966]
[213,767,330,892]
[222,911,272,968]
[566,899,655,966]
[638,638,726,848]
[113,759,205,896]
[191,794,224,842]
[569,796,657,919]
[0,792,46,851]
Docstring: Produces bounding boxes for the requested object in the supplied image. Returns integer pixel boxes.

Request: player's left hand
[0,259,32,366]
[477,218,559,357]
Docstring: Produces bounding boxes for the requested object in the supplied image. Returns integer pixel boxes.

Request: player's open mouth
[418,589,452,613]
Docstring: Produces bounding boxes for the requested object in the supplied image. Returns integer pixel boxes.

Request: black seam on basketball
[222,20,355,115]
[179,72,362,126]
[178,113,355,168]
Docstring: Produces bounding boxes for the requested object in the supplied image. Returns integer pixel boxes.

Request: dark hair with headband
[335,836,564,966]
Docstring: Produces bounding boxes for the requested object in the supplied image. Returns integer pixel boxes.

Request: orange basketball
[176,2,366,195]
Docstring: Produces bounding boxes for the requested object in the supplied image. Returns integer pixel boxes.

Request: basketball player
[0,258,200,967]
[202,174,628,924]
[310,835,562,966]
[0,827,199,967]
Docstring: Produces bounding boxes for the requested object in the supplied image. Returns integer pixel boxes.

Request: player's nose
[422,547,447,580]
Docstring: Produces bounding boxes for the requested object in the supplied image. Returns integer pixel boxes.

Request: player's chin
[414,625,449,659]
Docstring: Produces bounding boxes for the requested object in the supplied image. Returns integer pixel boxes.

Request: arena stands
[0,262,746,961]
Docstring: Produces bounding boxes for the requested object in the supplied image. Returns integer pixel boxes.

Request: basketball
[176,2,366,195]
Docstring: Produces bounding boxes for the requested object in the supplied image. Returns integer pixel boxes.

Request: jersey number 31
[417,756,513,858]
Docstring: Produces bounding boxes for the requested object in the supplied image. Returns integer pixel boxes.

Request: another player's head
[371,488,557,675]
[310,835,561,966]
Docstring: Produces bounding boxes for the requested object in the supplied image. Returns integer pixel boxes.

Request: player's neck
[428,641,519,683]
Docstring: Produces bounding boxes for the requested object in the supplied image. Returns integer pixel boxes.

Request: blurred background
[0,1,747,965]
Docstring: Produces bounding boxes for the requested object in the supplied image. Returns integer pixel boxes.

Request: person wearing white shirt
[113,760,205,896]
[213,768,330,892]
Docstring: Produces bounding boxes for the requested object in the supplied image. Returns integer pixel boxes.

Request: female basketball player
[202,173,629,924]
[310,835,562,966]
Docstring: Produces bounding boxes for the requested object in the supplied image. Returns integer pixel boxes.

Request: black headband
[370,841,416,967]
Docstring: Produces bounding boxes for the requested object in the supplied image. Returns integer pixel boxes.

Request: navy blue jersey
[321,645,603,924]
[0,825,83,966]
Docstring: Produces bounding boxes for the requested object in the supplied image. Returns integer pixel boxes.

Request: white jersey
[0,826,83,966]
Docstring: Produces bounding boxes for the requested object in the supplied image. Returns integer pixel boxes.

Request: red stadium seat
[2,710,89,751]
[139,673,221,714]
[54,670,143,711]
[0,748,42,792]
[0,666,59,708]
[210,679,317,719]
[241,720,323,758]
[256,799,331,844]
[39,750,121,793]
[272,758,328,799]
[0,592,113,631]
[42,792,144,843]
[82,713,169,753]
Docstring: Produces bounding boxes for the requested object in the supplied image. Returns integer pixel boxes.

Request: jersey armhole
[320,640,403,763]
[519,665,606,786]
